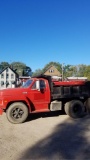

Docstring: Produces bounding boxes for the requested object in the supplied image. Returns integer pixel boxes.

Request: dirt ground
[0,111,90,160]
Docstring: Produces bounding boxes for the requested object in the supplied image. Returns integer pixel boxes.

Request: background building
[0,66,19,89]
[44,65,61,76]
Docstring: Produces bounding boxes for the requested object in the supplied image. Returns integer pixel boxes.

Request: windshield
[22,79,33,88]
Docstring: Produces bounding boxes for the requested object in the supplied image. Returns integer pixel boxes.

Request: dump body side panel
[52,81,90,100]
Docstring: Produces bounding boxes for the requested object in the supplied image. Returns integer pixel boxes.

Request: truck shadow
[19,115,90,160]
[26,110,65,122]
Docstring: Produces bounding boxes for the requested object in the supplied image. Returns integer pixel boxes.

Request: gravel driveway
[0,112,90,160]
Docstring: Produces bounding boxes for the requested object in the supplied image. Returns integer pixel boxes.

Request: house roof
[43,65,61,74]
[0,66,19,76]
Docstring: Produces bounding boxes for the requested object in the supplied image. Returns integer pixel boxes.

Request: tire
[65,100,85,118]
[6,102,28,124]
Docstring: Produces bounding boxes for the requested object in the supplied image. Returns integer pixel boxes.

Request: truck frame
[0,75,90,123]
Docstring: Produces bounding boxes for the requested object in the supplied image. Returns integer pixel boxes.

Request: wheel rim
[11,107,24,119]
[73,105,82,114]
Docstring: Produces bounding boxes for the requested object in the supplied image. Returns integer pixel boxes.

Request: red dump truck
[0,75,90,124]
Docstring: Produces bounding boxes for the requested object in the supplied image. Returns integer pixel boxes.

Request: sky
[0,0,90,71]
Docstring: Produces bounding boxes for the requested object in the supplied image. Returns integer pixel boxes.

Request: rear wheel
[6,102,28,124]
[65,100,85,118]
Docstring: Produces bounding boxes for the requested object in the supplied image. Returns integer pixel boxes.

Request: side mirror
[36,80,40,90]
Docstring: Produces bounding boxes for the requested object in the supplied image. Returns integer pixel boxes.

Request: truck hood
[0,88,28,96]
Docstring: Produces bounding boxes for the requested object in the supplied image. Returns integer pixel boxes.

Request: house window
[11,74,14,79]
[49,69,54,73]
[11,81,15,84]
[6,68,9,72]
[1,74,4,79]
[6,73,9,79]
[1,81,4,86]
[6,81,9,87]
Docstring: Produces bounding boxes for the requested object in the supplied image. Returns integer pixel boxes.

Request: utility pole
[62,63,64,81]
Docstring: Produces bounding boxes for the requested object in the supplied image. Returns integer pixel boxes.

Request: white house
[0,66,19,89]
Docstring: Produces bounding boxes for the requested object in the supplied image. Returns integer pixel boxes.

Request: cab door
[28,79,50,111]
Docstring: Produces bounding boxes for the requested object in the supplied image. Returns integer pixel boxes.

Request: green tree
[76,64,87,77]
[32,69,43,77]
[84,65,90,80]
[10,62,32,76]
[32,62,62,77]
[23,66,32,76]
[10,62,26,69]
[42,61,62,73]
[64,65,78,78]
[0,62,9,71]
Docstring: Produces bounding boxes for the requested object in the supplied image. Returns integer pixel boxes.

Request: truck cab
[22,78,51,112]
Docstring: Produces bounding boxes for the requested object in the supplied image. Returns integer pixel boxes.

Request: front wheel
[65,100,85,118]
[6,102,28,124]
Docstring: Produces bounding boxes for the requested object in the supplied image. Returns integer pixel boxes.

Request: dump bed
[52,80,90,100]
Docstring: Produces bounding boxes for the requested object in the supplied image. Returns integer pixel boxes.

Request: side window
[31,82,36,89]
[40,80,45,89]
[31,80,46,89]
